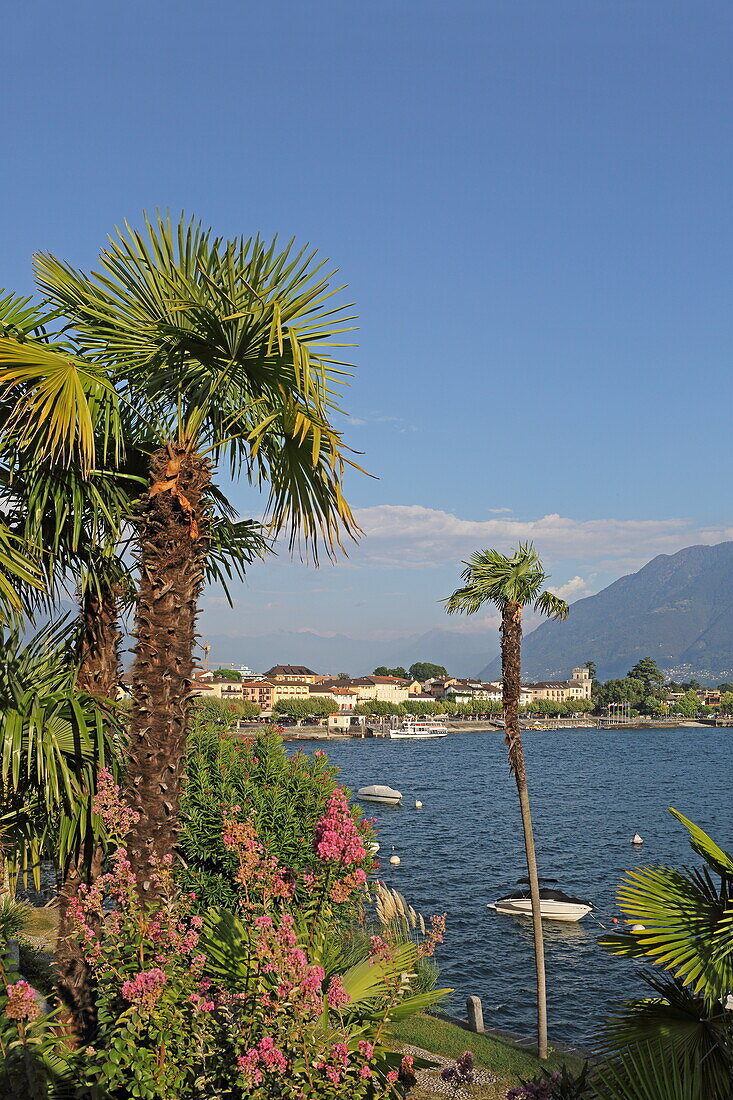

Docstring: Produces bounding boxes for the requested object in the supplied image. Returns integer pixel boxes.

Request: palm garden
[1,219,731,1099]
[0,217,452,1097]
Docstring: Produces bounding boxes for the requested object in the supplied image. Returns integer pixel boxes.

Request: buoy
[631,924,646,933]
[415,800,423,809]
[632,833,643,845]
[389,855,401,866]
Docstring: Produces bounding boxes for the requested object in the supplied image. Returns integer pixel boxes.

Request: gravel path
[400,1043,498,1097]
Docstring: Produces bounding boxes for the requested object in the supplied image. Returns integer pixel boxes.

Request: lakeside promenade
[241,717,723,741]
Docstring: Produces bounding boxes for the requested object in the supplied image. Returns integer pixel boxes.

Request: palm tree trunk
[501,601,548,1060]
[56,580,122,1045]
[76,582,122,698]
[126,444,210,893]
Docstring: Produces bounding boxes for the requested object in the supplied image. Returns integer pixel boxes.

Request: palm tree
[25,214,363,890]
[443,543,569,1060]
[0,622,120,1036]
[1,332,270,1037]
[596,809,733,1098]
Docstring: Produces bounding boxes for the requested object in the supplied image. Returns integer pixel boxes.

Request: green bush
[179,725,374,912]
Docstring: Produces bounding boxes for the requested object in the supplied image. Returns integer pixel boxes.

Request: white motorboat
[357,784,403,806]
[488,886,592,923]
[389,718,449,740]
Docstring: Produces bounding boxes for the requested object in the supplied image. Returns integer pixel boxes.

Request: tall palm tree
[444,543,569,1060]
[1,340,269,1037]
[25,214,363,891]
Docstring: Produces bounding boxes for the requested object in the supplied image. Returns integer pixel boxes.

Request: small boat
[389,718,448,740]
[488,886,592,923]
[357,784,402,806]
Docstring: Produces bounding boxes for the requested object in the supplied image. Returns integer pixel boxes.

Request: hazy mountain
[479,542,733,685]
[202,627,497,679]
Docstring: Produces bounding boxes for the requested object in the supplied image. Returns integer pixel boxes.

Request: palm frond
[205,516,271,602]
[534,590,570,620]
[443,543,567,619]
[600,814,733,998]
[669,808,733,877]
[35,212,364,555]
[595,975,733,1097]
[0,523,45,621]
[0,335,121,474]
[0,289,53,338]
[593,1042,706,1100]
[0,620,121,880]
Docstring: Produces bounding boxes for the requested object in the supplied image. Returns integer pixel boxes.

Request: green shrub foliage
[179,725,373,912]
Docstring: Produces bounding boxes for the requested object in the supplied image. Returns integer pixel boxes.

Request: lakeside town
[178,659,733,727]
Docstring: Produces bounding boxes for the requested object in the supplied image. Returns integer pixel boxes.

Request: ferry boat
[389,718,449,740]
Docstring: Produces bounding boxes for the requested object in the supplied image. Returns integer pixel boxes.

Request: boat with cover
[389,718,449,740]
[357,784,403,806]
[488,883,592,922]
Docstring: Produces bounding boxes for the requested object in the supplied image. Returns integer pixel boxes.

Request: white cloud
[348,504,732,569]
[549,576,592,602]
[488,507,513,514]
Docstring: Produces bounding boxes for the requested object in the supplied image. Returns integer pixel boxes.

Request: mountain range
[479,541,733,684]
[202,627,496,680]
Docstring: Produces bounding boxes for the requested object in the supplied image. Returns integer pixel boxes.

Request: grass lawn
[389,1013,587,1099]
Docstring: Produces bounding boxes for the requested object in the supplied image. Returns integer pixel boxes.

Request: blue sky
[5,1,733,666]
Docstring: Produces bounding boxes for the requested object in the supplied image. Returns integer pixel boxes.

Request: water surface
[294,727,731,1046]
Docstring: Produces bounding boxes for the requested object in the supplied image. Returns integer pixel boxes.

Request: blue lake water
[292,727,731,1047]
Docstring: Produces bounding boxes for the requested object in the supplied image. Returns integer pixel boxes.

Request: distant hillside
[202,627,495,680]
[479,542,733,684]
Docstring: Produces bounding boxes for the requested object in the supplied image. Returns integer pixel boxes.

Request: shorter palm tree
[443,543,569,1060]
[596,809,733,1098]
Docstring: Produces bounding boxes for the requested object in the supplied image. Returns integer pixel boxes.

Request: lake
[293,727,731,1047]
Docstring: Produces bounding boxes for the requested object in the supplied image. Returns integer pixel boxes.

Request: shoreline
[240,718,726,741]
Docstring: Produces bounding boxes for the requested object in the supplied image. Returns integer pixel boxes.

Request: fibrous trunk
[76,582,122,698]
[501,601,548,1060]
[56,581,121,1045]
[126,445,210,893]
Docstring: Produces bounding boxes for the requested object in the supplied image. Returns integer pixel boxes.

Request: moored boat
[488,886,592,922]
[357,784,403,805]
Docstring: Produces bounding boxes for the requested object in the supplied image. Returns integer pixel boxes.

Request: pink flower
[5,980,40,1022]
[326,976,351,1009]
[313,788,366,866]
[358,1040,375,1058]
[121,968,167,1011]
[92,768,139,837]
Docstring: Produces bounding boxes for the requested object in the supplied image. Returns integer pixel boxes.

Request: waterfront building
[271,680,312,702]
[522,667,592,703]
[309,684,359,711]
[263,665,319,684]
[344,675,411,705]
[241,680,276,709]
[206,677,243,700]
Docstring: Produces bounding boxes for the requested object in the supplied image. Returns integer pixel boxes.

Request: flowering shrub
[69,842,219,1097]
[441,1050,475,1095]
[63,763,448,1098]
[179,727,375,913]
[0,907,59,1099]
